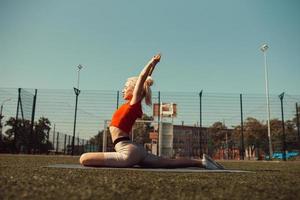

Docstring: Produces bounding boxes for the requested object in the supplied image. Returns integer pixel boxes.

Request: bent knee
[79,152,105,166]
[79,153,94,166]
[79,153,88,165]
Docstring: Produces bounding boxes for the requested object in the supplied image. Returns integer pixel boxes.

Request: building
[149,124,209,158]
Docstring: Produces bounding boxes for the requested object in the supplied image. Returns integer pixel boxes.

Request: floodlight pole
[279,92,286,161]
[71,65,83,156]
[260,44,273,158]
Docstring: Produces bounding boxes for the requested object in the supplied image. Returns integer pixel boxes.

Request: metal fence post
[116,90,119,109]
[279,92,286,161]
[240,94,245,160]
[157,91,161,156]
[15,88,21,152]
[29,89,37,154]
[72,88,80,155]
[68,135,71,154]
[52,124,55,150]
[82,138,85,154]
[199,90,203,156]
[64,134,67,154]
[56,131,59,153]
[102,121,107,152]
[296,103,300,146]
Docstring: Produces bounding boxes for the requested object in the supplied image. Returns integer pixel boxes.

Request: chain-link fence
[0,88,299,158]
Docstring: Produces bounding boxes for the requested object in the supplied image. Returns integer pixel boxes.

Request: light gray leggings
[103,140,162,167]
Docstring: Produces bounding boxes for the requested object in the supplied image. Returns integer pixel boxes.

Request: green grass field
[1,154,300,200]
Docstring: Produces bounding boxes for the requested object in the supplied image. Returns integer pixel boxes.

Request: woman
[80,54,224,169]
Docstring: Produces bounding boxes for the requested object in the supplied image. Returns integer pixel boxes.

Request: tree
[2,117,52,153]
[34,117,52,153]
[208,121,227,155]
[291,106,300,146]
[270,119,298,152]
[4,117,31,153]
[243,117,267,158]
[292,105,300,127]
[0,114,3,129]
[285,120,298,150]
[269,118,284,152]
[89,130,104,151]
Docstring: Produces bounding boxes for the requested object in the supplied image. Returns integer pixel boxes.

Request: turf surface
[1,154,300,200]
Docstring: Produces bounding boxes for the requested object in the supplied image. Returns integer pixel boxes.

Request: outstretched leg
[140,153,224,169]
[140,153,203,168]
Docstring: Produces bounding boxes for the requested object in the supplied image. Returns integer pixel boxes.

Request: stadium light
[77,64,83,90]
[72,64,84,155]
[260,43,273,158]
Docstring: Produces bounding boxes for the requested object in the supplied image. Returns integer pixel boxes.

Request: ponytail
[144,76,153,106]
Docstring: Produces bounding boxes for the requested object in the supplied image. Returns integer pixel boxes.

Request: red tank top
[110,101,143,133]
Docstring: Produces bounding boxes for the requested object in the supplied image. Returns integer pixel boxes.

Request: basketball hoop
[153,103,177,118]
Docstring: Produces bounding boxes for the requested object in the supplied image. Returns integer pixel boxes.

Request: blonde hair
[126,76,153,106]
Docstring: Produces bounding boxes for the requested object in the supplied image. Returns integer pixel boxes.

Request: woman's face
[122,82,134,100]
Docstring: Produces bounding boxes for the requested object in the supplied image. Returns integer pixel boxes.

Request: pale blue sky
[1,0,300,95]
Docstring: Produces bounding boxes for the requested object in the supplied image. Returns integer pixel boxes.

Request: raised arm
[130,54,161,105]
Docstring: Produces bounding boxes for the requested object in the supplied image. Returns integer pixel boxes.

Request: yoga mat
[46,164,254,173]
